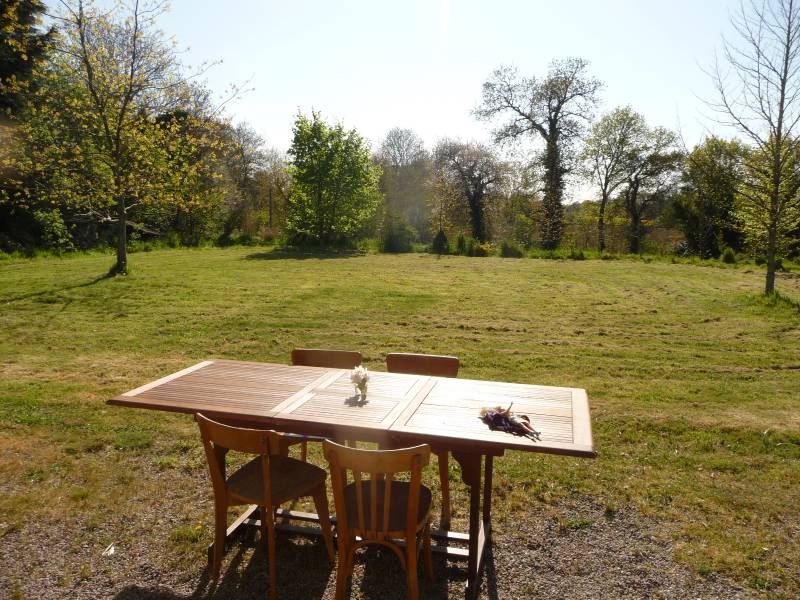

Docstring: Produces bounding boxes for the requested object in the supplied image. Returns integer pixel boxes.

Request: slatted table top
[109,359,595,458]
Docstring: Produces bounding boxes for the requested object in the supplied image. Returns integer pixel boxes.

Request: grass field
[1,247,799,598]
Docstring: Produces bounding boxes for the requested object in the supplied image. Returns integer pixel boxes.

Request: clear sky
[157,0,736,155]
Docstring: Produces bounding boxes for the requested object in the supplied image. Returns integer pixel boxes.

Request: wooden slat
[109,360,595,457]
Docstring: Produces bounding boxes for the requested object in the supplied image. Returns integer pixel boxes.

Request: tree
[434,139,505,243]
[476,58,602,249]
[3,0,227,273]
[621,126,683,253]
[377,127,432,239]
[738,138,800,266]
[256,148,291,231]
[378,127,426,167]
[220,122,267,237]
[674,137,745,257]
[709,0,800,293]
[581,107,645,252]
[0,0,55,114]
[286,111,381,245]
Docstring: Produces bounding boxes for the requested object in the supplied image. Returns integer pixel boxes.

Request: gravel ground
[1,495,751,600]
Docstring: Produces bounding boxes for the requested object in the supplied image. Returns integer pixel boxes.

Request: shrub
[455,233,467,256]
[568,248,586,260]
[468,240,491,257]
[499,240,524,258]
[379,216,416,253]
[33,209,74,252]
[721,247,736,264]
[431,229,449,254]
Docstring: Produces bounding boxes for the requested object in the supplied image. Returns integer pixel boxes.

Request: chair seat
[343,480,432,533]
[227,455,327,505]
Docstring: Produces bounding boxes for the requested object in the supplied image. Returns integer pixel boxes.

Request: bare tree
[476,58,602,249]
[434,140,505,243]
[378,127,427,167]
[581,107,646,252]
[710,0,800,293]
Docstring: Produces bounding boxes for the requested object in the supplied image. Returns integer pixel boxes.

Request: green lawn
[1,247,799,597]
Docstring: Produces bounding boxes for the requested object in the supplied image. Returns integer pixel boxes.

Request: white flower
[350,365,369,385]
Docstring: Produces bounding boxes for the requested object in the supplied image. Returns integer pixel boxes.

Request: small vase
[357,382,367,399]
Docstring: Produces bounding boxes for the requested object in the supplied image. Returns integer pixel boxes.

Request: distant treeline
[1,1,798,288]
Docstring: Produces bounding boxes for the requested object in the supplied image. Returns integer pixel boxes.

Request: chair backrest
[195,413,282,502]
[291,348,362,370]
[323,440,431,540]
[386,352,460,378]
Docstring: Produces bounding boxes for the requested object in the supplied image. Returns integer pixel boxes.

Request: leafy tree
[621,126,683,253]
[1,0,229,273]
[220,122,267,238]
[738,138,800,264]
[434,139,505,243]
[0,0,55,114]
[581,107,645,252]
[674,138,745,258]
[286,112,381,245]
[709,0,800,293]
[476,58,602,249]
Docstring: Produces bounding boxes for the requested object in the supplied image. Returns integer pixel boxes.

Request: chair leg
[301,441,308,462]
[311,483,335,561]
[212,501,227,581]
[422,521,434,582]
[334,538,351,600]
[259,505,268,546]
[406,536,420,600]
[265,505,277,600]
[437,451,451,529]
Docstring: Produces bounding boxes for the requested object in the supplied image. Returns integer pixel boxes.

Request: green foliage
[737,140,800,264]
[455,232,467,255]
[722,247,736,264]
[379,213,416,253]
[32,208,74,252]
[675,137,745,258]
[0,0,55,113]
[454,236,491,256]
[430,228,449,254]
[286,112,381,246]
[499,239,524,258]
[568,248,586,260]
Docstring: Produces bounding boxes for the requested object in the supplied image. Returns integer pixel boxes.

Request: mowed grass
[1,247,799,596]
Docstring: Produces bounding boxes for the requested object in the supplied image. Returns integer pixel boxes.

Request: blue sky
[158,0,736,154]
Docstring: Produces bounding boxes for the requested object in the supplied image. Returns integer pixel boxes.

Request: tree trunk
[541,135,564,250]
[315,184,323,244]
[268,186,273,229]
[115,196,127,274]
[765,222,777,294]
[629,215,642,254]
[469,193,486,243]
[597,193,607,253]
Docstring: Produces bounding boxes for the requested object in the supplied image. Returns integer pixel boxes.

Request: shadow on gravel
[111,538,500,600]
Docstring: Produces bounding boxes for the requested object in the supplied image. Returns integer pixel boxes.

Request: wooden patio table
[109,359,595,599]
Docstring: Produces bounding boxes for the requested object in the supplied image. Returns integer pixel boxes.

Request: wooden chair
[386,352,459,529]
[195,413,335,600]
[290,348,363,456]
[291,348,362,370]
[323,440,434,600]
[386,352,460,378]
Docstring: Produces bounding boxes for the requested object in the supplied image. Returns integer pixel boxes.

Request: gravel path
[1,496,750,599]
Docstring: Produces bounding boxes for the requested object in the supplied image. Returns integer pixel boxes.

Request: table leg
[483,455,493,526]
[452,452,489,600]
